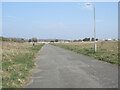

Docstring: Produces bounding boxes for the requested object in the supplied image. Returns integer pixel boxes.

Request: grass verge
[51,41,118,65]
[2,42,44,88]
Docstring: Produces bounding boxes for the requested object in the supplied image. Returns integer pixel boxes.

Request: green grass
[51,41,118,65]
[2,42,44,88]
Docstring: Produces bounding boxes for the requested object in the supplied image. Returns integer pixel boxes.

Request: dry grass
[0,41,1,89]
[2,41,44,88]
[52,40,118,65]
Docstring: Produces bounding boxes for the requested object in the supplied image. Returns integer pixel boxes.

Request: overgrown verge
[51,41,118,65]
[2,42,44,88]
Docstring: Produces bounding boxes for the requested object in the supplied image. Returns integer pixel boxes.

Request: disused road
[25,44,118,88]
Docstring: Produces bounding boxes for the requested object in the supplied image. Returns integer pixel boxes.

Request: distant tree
[91,38,94,41]
[83,38,86,41]
[55,39,58,42]
[78,39,82,42]
[83,38,90,41]
[32,38,37,42]
[91,38,98,41]
[12,38,25,42]
[2,37,10,41]
[0,37,26,42]
[96,38,98,41]
[20,38,25,43]
[0,36,2,41]
[50,41,54,43]
[88,38,90,41]
[73,40,78,42]
[11,38,18,42]
[67,40,71,42]
[28,39,32,42]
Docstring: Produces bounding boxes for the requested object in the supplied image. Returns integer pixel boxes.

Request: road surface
[25,44,118,88]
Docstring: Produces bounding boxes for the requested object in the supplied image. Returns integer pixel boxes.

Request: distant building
[107,39,112,41]
[36,39,71,44]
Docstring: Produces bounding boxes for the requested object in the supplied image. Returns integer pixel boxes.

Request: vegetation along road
[52,41,118,65]
[26,44,118,88]
[2,42,44,88]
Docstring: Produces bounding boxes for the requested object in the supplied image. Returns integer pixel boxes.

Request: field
[2,41,44,88]
[51,40,118,65]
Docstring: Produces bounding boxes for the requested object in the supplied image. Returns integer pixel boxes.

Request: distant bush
[28,39,32,42]
[55,39,58,42]
[11,38,25,43]
[32,38,37,42]
[91,38,98,41]
[105,40,108,41]
[0,36,26,43]
[1,37,10,41]
[83,38,90,41]
[73,40,78,42]
[78,39,82,42]
[50,41,54,43]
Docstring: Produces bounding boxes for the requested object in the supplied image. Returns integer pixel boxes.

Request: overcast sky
[2,2,118,40]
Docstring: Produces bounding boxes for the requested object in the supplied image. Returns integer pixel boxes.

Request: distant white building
[37,42,50,44]
[107,39,112,41]
[102,39,112,41]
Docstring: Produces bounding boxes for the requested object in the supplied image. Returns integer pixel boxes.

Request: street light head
[86,3,95,7]
[86,3,92,6]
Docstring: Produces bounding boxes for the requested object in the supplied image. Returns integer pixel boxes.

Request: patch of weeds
[51,41,118,65]
[2,42,44,88]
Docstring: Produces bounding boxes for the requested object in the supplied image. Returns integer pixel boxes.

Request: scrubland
[51,40,118,65]
[2,41,44,88]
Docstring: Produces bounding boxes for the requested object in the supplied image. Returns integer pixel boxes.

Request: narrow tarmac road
[25,44,118,88]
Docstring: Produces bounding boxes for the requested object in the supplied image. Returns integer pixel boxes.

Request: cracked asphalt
[25,44,118,88]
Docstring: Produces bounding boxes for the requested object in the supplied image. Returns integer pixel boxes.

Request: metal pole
[94,6,97,52]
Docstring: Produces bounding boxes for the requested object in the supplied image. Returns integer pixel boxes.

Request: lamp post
[86,3,97,52]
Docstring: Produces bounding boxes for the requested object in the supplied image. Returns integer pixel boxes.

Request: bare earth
[25,44,118,88]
